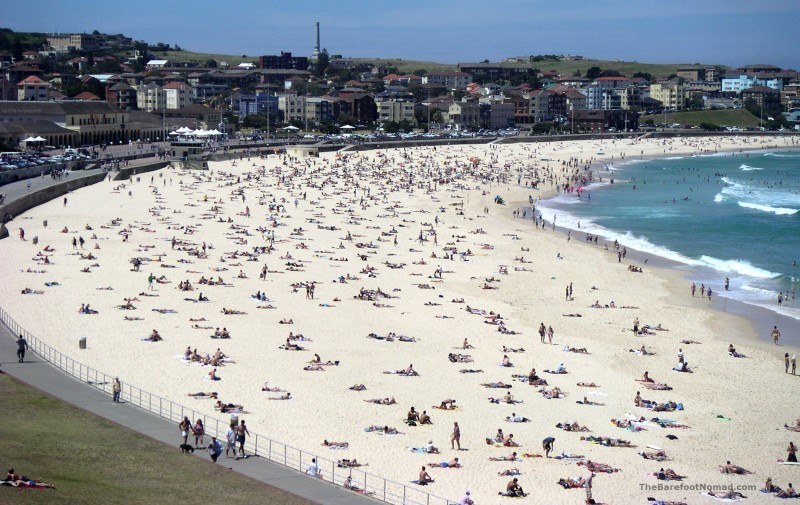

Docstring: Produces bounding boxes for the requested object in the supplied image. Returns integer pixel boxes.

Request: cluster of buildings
[1,29,799,148]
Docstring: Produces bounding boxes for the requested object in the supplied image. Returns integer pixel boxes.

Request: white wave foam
[536,204,780,280]
[739,164,763,171]
[713,194,724,203]
[737,201,799,215]
[696,255,778,278]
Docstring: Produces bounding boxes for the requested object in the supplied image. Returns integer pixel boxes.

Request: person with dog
[178,416,191,445]
[207,437,223,463]
[236,419,250,459]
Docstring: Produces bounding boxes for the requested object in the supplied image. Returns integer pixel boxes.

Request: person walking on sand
[18,228,25,241]
[451,422,461,450]
[789,441,798,463]
[786,353,791,374]
[112,377,121,403]
[691,282,696,297]
[16,334,28,363]
[148,273,155,291]
[585,472,595,502]
[792,355,796,375]
[772,326,781,345]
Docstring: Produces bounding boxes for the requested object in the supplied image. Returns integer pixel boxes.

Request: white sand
[1,135,799,504]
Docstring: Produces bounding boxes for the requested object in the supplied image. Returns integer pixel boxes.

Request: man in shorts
[225,423,236,458]
[236,419,250,459]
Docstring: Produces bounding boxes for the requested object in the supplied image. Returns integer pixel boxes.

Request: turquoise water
[538,150,800,320]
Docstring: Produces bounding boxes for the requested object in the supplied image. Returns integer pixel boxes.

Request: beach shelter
[340,124,356,130]
[175,126,193,134]
[283,125,300,131]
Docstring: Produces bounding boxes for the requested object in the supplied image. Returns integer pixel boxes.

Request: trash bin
[43,220,48,228]
[79,337,87,349]
[32,236,38,245]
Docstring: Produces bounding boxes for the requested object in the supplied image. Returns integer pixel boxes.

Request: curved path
[0,169,382,505]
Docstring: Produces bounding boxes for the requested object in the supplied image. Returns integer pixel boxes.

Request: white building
[376,99,415,123]
[421,72,472,90]
[136,83,166,113]
[162,82,192,110]
[721,74,783,93]
[277,94,306,123]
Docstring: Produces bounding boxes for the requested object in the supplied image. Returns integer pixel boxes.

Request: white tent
[175,126,193,134]
[209,129,222,135]
[340,124,356,130]
[33,136,46,142]
[168,131,180,136]
[22,136,37,142]
[283,125,300,131]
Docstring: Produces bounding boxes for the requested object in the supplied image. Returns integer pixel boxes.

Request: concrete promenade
[0,324,379,504]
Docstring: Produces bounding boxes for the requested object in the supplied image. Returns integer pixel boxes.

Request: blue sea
[538,150,800,321]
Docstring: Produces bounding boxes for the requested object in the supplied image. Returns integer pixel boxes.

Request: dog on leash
[180,443,195,453]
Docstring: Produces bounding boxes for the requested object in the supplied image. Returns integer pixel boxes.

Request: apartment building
[162,82,192,110]
[649,82,686,110]
[136,83,165,113]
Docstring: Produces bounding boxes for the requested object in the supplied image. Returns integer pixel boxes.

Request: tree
[632,71,653,82]
[412,68,428,76]
[586,66,602,80]
[313,48,330,78]
[206,59,218,68]
[337,113,356,126]
[600,69,622,78]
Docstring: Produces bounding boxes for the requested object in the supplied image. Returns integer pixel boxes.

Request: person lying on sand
[577,396,604,406]
[538,387,564,399]
[544,363,567,374]
[269,392,292,400]
[144,329,163,342]
[449,353,473,363]
[489,452,520,462]
[497,468,521,476]
[640,450,669,461]
[654,468,684,481]
[187,391,218,398]
[337,459,367,468]
[578,460,619,473]
[349,384,366,391]
[719,461,751,474]
[577,382,599,387]
[556,421,589,432]
[365,397,396,405]
[482,382,512,389]
[506,413,529,423]
[557,476,586,489]
[581,436,634,447]
[428,458,461,468]
[322,440,349,449]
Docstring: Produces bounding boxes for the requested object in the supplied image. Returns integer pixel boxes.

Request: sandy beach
[2,135,799,504]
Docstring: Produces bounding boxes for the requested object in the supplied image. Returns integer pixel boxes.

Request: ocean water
[537,150,800,321]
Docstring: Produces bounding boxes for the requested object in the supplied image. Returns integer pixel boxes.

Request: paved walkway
[0,323,378,504]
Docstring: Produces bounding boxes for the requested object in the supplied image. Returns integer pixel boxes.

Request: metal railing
[0,306,454,505]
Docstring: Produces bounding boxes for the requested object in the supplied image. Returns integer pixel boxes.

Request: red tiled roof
[73,91,101,100]
[17,75,45,85]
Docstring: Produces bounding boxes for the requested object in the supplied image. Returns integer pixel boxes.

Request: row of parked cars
[0,149,96,172]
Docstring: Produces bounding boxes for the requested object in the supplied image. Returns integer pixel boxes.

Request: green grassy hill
[0,373,311,505]
[642,108,762,128]
[348,57,726,80]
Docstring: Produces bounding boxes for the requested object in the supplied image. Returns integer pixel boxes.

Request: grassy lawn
[0,373,312,505]
[642,108,762,128]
